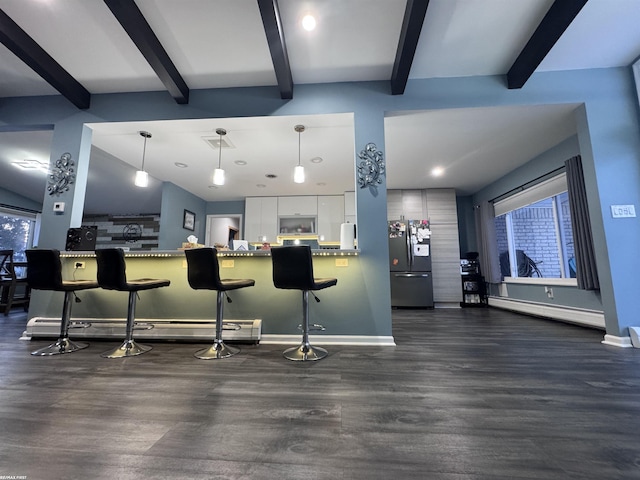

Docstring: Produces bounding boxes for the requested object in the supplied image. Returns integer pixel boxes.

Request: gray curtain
[474,201,501,284]
[565,155,600,290]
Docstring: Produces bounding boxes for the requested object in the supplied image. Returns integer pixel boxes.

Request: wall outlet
[335,258,349,267]
[221,259,235,268]
[545,286,553,299]
[74,261,85,269]
[53,202,65,213]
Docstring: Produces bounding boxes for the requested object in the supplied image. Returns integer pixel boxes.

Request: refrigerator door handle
[394,273,430,278]
[406,230,412,268]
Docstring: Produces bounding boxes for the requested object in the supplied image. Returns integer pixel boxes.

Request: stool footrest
[69,321,92,329]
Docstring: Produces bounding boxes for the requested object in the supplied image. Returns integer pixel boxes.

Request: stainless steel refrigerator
[389,220,434,307]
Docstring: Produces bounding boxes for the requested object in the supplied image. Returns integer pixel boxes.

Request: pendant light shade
[294,124,305,184]
[213,128,226,186]
[134,131,152,187]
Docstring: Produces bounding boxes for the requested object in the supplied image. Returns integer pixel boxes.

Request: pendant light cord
[141,136,147,171]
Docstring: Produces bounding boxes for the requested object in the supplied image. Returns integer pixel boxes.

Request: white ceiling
[0,0,639,214]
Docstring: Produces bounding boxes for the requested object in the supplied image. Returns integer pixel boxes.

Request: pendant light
[134,131,151,187]
[294,124,305,184]
[213,128,226,186]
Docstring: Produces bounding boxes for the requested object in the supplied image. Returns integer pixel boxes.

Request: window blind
[494,174,567,217]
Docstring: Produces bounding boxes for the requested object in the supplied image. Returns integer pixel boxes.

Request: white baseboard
[260,334,396,346]
[601,334,633,348]
[488,297,605,329]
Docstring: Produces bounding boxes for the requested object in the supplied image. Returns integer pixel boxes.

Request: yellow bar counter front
[23,249,395,347]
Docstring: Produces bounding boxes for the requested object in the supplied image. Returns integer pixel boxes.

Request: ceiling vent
[202,136,234,149]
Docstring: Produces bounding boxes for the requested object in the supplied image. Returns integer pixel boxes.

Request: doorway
[206,215,242,248]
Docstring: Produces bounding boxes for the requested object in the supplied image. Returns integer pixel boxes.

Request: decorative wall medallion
[357,143,385,189]
[123,223,143,243]
[47,152,75,196]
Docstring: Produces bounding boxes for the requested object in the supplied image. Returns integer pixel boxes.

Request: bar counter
[24,249,395,346]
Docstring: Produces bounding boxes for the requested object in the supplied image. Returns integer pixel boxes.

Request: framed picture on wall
[183,209,195,231]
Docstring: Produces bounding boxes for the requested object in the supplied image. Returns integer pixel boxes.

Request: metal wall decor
[357,143,385,188]
[123,223,143,243]
[47,152,75,196]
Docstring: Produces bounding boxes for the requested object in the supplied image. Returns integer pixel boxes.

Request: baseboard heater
[488,297,605,329]
[23,317,262,343]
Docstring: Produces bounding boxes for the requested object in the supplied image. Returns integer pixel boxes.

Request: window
[494,174,575,279]
[0,208,39,262]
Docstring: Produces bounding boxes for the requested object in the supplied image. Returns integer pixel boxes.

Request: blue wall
[159,182,207,250]
[0,187,42,212]
[2,66,640,339]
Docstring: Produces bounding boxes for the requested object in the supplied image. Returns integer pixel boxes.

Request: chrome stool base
[194,342,240,360]
[283,344,328,361]
[31,338,89,356]
[101,339,152,358]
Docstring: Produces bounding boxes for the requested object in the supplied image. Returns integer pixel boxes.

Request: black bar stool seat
[185,247,255,359]
[271,245,337,361]
[26,249,98,355]
[96,248,170,358]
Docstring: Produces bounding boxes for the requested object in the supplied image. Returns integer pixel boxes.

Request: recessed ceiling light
[431,167,444,177]
[302,14,316,31]
[234,160,247,166]
[174,162,188,168]
[310,157,323,164]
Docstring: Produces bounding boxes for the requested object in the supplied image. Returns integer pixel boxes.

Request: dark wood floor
[1,307,639,479]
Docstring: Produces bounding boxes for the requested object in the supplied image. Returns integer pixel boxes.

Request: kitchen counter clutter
[24,248,394,347]
[60,249,359,258]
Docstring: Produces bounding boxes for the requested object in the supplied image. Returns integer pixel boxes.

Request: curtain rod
[489,165,566,204]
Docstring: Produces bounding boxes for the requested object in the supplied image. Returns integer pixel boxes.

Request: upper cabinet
[344,191,356,225]
[245,194,354,244]
[278,196,318,216]
[317,195,344,241]
[244,197,278,243]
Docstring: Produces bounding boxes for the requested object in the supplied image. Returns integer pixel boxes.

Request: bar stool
[271,245,337,361]
[26,249,98,356]
[185,247,255,359]
[95,248,170,358]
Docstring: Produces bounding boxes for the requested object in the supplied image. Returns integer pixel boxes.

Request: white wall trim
[488,297,605,329]
[260,334,396,346]
[601,334,633,348]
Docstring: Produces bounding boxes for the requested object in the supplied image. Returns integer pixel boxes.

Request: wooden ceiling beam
[104,0,189,104]
[0,9,90,109]
[258,0,294,100]
[390,0,430,95]
[507,0,589,89]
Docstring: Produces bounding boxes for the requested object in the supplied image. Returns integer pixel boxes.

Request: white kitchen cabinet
[317,195,344,241]
[244,197,278,243]
[278,196,318,216]
[344,191,356,224]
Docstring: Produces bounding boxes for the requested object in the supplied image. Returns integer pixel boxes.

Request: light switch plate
[335,258,349,267]
[611,204,636,218]
[221,259,235,268]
